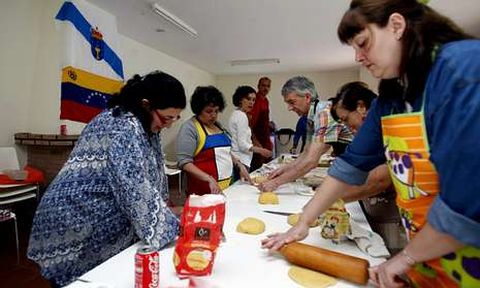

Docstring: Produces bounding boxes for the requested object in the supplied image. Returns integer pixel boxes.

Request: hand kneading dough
[288,266,337,288]
[252,175,268,185]
[287,213,321,227]
[236,217,265,235]
[258,192,279,204]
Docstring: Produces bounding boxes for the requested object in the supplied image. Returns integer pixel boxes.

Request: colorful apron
[187,118,233,196]
[382,100,480,287]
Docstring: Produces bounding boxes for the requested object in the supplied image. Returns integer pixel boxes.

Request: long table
[67,179,386,288]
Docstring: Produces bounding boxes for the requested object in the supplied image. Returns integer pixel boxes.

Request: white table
[67,181,386,288]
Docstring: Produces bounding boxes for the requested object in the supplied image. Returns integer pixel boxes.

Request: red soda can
[135,245,159,288]
[60,124,68,136]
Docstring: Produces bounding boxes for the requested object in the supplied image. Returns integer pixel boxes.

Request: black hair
[331,81,377,121]
[232,86,256,107]
[190,86,226,115]
[107,70,186,134]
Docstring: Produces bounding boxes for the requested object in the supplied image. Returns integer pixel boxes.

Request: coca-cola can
[135,245,159,288]
[60,124,68,136]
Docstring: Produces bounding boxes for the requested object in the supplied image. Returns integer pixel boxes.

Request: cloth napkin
[347,219,390,258]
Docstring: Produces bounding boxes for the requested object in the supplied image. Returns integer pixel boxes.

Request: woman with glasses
[330,81,376,134]
[177,86,250,196]
[332,81,407,254]
[263,0,480,286]
[28,71,187,287]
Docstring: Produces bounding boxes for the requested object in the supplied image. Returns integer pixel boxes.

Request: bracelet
[401,249,417,266]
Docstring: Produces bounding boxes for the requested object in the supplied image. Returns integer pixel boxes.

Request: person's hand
[369,251,412,287]
[170,206,184,216]
[258,148,273,158]
[207,176,222,194]
[238,164,252,184]
[261,222,309,251]
[267,166,287,180]
[258,179,279,192]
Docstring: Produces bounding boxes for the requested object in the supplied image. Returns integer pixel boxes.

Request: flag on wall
[55,0,124,123]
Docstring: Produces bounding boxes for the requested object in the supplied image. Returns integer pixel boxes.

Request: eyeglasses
[153,109,180,123]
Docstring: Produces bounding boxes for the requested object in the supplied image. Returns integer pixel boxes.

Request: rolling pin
[280,242,369,285]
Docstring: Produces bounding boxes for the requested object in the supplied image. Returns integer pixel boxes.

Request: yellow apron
[382,107,480,287]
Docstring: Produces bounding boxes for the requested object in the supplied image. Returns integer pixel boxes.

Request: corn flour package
[173,194,226,276]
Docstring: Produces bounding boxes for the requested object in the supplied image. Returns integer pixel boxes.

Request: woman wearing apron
[177,86,250,196]
[262,0,479,286]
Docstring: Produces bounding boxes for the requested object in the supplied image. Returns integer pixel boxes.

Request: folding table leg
[13,215,20,265]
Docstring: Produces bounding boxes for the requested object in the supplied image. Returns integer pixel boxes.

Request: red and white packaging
[173,194,226,277]
[135,245,160,288]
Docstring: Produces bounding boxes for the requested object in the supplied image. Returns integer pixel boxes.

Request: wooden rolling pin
[280,242,369,285]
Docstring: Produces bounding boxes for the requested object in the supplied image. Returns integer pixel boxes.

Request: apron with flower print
[382,102,480,287]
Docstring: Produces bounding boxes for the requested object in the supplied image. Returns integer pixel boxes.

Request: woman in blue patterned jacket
[27,71,186,287]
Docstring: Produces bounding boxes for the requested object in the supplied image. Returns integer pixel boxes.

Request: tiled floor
[0,174,185,288]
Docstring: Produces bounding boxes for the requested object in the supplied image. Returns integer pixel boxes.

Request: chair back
[0,147,20,171]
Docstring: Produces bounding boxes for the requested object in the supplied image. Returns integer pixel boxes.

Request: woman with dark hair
[228,86,272,181]
[28,71,187,287]
[331,81,376,134]
[177,86,250,195]
[332,82,407,254]
[263,1,479,287]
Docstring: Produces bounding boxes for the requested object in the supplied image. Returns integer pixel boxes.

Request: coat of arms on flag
[55,0,124,123]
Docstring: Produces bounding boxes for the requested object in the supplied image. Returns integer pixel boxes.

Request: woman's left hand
[207,176,222,194]
[239,164,252,184]
[369,252,412,287]
[170,206,184,216]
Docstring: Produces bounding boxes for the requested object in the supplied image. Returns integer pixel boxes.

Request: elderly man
[259,76,353,192]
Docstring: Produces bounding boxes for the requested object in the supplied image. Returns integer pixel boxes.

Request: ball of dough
[186,249,211,271]
[258,192,279,204]
[236,217,266,235]
[287,213,321,227]
[288,266,337,288]
[252,175,268,185]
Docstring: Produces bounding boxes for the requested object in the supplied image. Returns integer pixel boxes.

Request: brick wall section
[15,133,78,186]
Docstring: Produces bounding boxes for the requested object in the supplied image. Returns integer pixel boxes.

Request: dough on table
[252,175,268,185]
[287,213,321,227]
[258,192,279,204]
[288,266,337,288]
[236,217,265,235]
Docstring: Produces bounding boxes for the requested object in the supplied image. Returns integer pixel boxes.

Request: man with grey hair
[259,76,353,192]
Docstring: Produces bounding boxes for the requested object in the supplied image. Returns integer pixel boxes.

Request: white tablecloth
[67,180,386,288]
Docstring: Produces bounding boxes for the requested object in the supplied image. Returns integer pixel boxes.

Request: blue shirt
[27,109,180,286]
[293,115,307,151]
[329,40,480,247]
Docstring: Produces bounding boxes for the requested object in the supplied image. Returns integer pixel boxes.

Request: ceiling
[88,0,480,75]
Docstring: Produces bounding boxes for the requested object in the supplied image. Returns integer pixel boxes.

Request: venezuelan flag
[55,0,124,123]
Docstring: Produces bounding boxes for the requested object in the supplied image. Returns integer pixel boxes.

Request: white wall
[216,69,359,130]
[0,0,215,163]
[0,0,45,164]
[0,0,364,165]
[359,66,380,93]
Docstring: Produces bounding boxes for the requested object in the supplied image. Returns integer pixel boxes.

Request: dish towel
[347,219,390,258]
